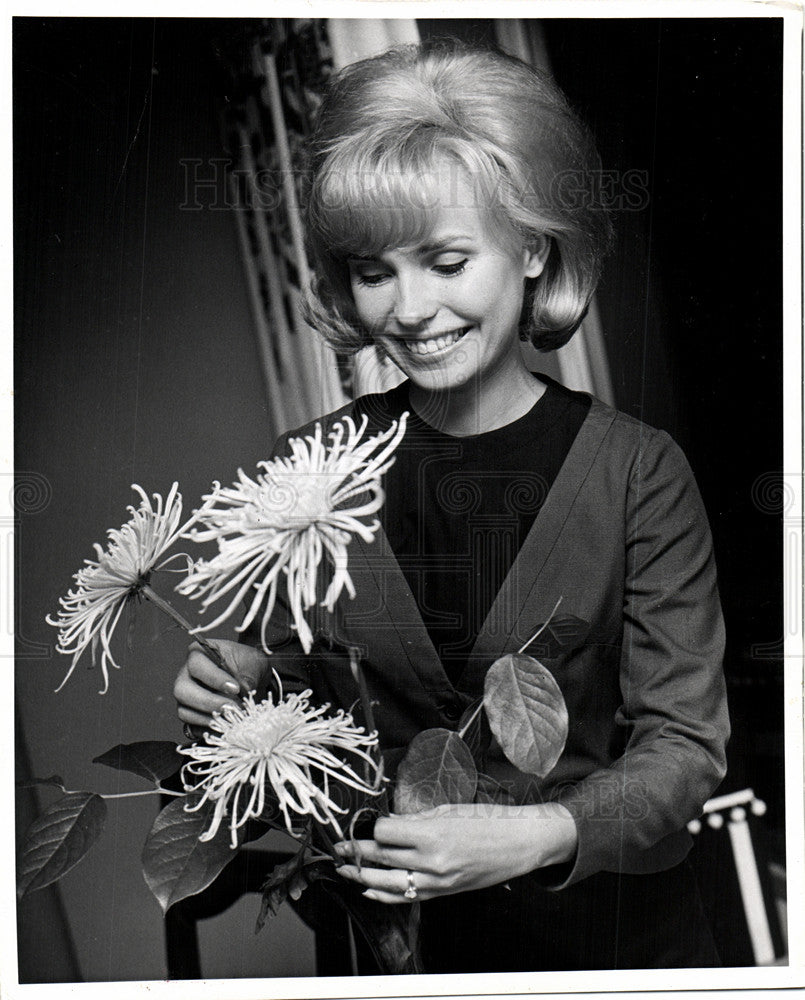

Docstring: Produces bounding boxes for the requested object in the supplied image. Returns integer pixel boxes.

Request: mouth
[401,327,472,358]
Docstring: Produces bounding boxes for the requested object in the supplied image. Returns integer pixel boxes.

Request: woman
[174,42,729,972]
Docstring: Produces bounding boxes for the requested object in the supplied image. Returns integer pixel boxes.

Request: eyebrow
[346,234,475,263]
[418,234,475,254]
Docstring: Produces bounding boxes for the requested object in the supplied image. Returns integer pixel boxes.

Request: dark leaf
[16,775,65,790]
[474,771,516,806]
[93,741,184,785]
[256,826,310,929]
[142,795,247,913]
[321,879,424,974]
[256,850,304,929]
[256,855,336,932]
[17,792,107,899]
[484,653,568,777]
[393,728,477,814]
[520,614,589,659]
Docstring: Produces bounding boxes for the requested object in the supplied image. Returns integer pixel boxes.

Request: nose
[392,270,438,329]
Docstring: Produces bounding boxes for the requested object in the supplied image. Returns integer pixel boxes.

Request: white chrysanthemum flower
[46,483,208,693]
[179,685,382,848]
[178,412,408,654]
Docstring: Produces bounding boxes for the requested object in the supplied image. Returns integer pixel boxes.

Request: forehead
[315,154,516,261]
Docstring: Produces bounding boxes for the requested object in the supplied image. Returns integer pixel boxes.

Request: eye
[353,272,390,288]
[432,257,468,277]
[348,262,390,288]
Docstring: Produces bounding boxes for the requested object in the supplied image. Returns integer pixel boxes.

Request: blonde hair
[301,41,612,354]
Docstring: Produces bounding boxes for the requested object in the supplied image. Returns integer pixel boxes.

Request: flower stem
[348,647,376,735]
[140,582,231,678]
[61,786,184,800]
[103,788,185,800]
[458,700,484,740]
[348,647,385,789]
[347,917,359,976]
[316,822,341,860]
[517,595,563,655]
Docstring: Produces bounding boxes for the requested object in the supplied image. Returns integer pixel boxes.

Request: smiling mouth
[402,327,472,357]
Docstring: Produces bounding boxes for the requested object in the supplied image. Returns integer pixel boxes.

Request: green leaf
[393,728,477,814]
[17,792,107,899]
[141,796,245,913]
[93,741,184,785]
[484,653,568,777]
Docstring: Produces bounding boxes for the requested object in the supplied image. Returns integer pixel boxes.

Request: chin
[399,364,475,394]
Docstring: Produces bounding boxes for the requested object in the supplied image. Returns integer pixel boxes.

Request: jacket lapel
[461,397,617,691]
[336,492,455,699]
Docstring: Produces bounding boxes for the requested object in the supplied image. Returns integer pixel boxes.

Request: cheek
[455,279,517,322]
[464,261,525,313]
[351,288,389,329]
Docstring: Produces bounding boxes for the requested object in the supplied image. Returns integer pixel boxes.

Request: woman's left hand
[333,801,578,904]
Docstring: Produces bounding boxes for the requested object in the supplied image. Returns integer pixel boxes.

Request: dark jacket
[256,386,729,890]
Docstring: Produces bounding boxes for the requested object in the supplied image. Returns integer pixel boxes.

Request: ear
[523,235,551,279]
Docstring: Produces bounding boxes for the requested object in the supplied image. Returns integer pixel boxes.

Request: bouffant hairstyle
[301,41,612,353]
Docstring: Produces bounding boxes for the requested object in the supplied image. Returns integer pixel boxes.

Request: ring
[404,870,418,900]
[183,723,196,741]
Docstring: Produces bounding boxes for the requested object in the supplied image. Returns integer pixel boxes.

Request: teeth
[404,328,468,356]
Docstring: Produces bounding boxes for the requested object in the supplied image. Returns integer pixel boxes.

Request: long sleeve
[552,428,729,887]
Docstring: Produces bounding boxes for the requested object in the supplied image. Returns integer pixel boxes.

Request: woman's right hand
[174,638,272,733]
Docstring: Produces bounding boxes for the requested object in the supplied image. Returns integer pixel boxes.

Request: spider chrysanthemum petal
[46,483,213,693]
[178,413,408,653]
[178,687,382,848]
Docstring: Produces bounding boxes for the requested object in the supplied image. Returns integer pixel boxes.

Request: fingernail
[333,842,346,855]
[223,681,239,694]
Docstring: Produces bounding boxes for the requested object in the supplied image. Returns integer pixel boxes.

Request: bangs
[309,136,509,261]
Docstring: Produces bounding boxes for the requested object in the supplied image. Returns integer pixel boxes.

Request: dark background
[551,17,785,839]
[15,16,785,980]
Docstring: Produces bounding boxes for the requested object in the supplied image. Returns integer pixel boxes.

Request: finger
[178,716,207,740]
[186,646,242,696]
[334,839,415,870]
[338,864,428,898]
[373,815,426,848]
[225,643,274,697]
[361,889,415,905]
[192,639,273,698]
[175,672,239,717]
[177,705,215,728]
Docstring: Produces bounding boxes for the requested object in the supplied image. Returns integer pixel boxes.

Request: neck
[408,364,545,437]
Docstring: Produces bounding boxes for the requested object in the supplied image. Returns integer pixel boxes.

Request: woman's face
[346,164,547,399]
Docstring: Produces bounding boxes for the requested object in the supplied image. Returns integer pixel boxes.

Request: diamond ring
[404,869,418,900]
